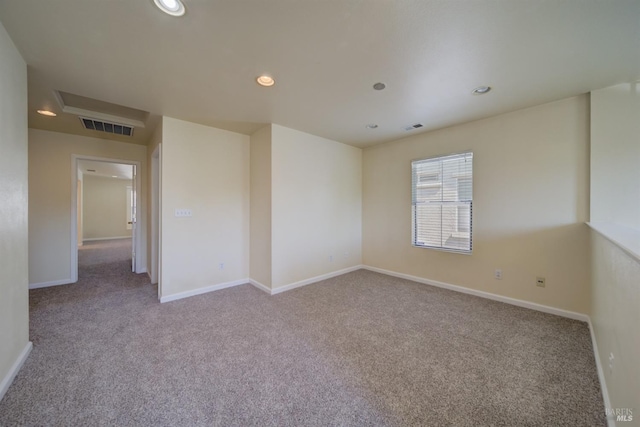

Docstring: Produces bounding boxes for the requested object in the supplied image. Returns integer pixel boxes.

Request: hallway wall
[160,117,249,301]
[0,21,29,400]
[28,129,147,287]
[83,175,132,240]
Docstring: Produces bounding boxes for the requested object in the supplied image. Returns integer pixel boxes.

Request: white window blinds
[411,152,473,253]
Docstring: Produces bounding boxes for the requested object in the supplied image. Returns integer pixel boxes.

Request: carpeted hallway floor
[77,238,135,266]
[0,240,605,426]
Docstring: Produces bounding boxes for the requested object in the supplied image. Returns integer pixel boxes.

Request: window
[412,152,473,253]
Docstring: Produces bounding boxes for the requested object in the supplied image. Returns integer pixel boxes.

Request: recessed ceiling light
[153,0,185,16]
[366,124,378,129]
[112,176,118,178]
[37,110,57,117]
[373,82,386,91]
[472,86,492,95]
[256,75,275,87]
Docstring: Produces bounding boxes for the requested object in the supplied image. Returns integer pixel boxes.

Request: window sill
[412,243,472,256]
[587,221,640,263]
[451,231,470,239]
[416,183,442,188]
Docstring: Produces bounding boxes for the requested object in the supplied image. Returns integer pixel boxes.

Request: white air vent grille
[404,123,424,131]
[80,117,133,136]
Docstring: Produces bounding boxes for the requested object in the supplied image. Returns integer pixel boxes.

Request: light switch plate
[175,208,192,217]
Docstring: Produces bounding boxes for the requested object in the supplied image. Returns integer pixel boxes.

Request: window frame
[411,151,473,254]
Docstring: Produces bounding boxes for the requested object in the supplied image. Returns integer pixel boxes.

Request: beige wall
[271,124,362,289]
[363,95,590,314]
[591,83,640,229]
[591,233,640,417]
[29,129,147,285]
[0,22,29,396]
[589,83,640,418]
[249,125,272,287]
[160,117,250,299]
[83,175,132,240]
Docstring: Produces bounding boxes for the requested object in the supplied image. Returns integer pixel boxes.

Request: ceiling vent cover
[80,117,133,136]
[404,123,424,131]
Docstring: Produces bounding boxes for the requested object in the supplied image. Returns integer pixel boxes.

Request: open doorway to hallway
[77,159,134,270]
[78,239,133,271]
[73,157,141,279]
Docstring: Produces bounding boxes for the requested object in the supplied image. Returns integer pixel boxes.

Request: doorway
[71,155,142,282]
[150,144,161,287]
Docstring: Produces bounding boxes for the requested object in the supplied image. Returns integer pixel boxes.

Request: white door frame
[70,154,143,282]
[150,144,161,288]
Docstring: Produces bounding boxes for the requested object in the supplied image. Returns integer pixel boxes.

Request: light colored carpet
[79,238,133,266]
[0,241,605,426]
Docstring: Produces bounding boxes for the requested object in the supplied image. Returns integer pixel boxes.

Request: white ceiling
[1,0,639,148]
[79,160,133,181]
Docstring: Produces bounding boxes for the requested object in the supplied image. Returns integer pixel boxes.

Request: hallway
[79,238,134,268]
[71,238,150,295]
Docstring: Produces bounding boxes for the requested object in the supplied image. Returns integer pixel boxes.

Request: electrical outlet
[219,263,224,270]
[329,255,333,262]
[608,352,614,373]
[494,269,502,280]
[536,277,546,287]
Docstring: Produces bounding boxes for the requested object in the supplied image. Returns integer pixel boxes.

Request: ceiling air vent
[80,117,133,137]
[404,123,424,131]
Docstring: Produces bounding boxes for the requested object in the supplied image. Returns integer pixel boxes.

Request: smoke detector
[403,123,424,131]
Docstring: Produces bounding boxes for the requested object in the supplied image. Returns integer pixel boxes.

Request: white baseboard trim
[83,236,131,242]
[270,265,363,295]
[0,341,32,402]
[361,265,589,322]
[588,318,614,427]
[160,278,248,303]
[137,267,148,274]
[249,279,271,294]
[29,278,73,289]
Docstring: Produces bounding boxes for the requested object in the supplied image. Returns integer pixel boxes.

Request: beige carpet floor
[78,238,134,266]
[0,240,605,426]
